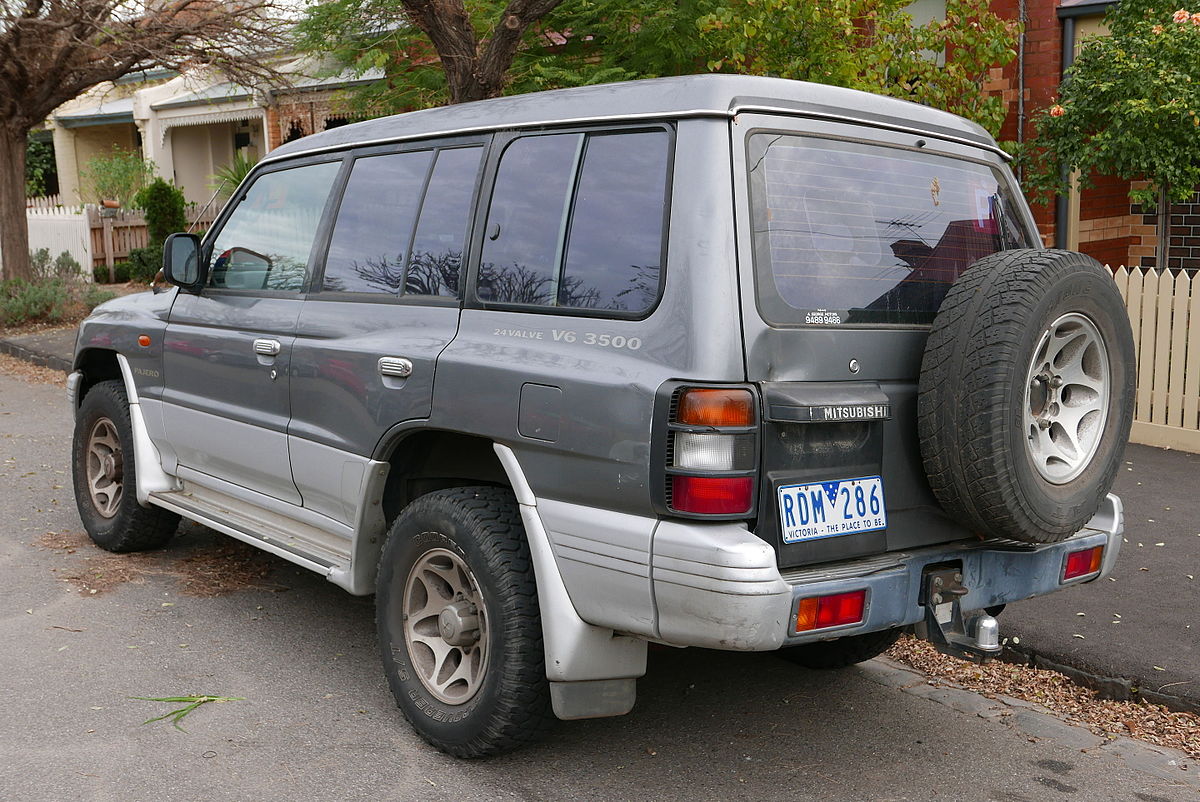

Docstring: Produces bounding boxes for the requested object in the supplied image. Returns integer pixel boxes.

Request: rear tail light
[795,590,867,632]
[665,387,759,517]
[1062,545,1104,581]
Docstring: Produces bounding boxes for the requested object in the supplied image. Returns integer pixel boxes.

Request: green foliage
[296,0,1017,135]
[131,695,244,732]
[29,248,82,279]
[82,284,117,310]
[133,178,187,244]
[1024,0,1200,207]
[126,246,162,283]
[25,136,56,197]
[699,0,1019,136]
[93,263,132,284]
[0,278,70,326]
[80,147,155,207]
[210,152,259,199]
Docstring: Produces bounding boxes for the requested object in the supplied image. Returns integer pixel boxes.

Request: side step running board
[149,488,348,578]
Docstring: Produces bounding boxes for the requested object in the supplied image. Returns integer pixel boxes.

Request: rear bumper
[652,494,1123,651]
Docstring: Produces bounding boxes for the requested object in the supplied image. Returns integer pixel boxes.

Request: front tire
[71,380,179,552]
[376,486,552,758]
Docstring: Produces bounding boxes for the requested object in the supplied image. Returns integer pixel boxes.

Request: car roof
[264,74,1001,163]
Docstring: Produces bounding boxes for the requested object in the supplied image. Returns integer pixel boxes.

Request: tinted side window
[562,131,669,311]
[323,150,433,294]
[406,146,483,297]
[477,129,670,315]
[478,134,581,305]
[209,161,340,292]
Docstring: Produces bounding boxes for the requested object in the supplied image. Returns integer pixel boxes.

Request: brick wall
[265,90,359,151]
[1138,188,1200,271]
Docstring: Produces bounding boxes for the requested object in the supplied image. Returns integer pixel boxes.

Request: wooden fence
[23,198,224,277]
[1114,266,1200,453]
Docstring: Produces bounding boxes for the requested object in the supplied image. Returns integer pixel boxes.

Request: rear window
[748,134,1033,326]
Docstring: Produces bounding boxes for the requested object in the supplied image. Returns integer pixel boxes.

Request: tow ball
[914,566,1002,663]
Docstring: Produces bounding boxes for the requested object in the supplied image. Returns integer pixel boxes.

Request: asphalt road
[1005,443,1200,710]
[0,373,1195,801]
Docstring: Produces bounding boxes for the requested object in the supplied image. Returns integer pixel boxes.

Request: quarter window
[208,161,340,292]
[477,129,670,315]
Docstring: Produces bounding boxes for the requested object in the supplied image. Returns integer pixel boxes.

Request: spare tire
[918,249,1134,544]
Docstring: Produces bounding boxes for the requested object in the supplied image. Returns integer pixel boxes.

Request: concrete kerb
[860,656,1198,792]
[0,337,71,373]
[1006,644,1200,717]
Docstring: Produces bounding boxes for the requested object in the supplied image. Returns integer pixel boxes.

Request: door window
[477,129,670,315]
[322,150,433,294]
[322,145,483,298]
[208,161,341,292]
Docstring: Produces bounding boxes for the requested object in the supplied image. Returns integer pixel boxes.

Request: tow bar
[914,566,1002,663]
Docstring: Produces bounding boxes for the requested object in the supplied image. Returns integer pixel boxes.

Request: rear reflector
[670,475,753,515]
[1063,545,1104,580]
[677,388,755,427]
[795,589,867,633]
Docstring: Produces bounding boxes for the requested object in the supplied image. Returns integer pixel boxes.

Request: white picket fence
[26,203,93,274]
[1113,266,1200,453]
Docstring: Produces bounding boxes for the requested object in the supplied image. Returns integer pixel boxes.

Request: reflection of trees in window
[406,250,461,297]
[478,260,660,312]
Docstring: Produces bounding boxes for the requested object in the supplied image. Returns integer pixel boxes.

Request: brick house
[988,0,1199,270]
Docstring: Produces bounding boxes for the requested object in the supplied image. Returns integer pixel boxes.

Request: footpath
[3,324,1197,713]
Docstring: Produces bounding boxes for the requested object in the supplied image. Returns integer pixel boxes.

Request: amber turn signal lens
[1063,545,1104,580]
[677,388,755,427]
[137,335,151,347]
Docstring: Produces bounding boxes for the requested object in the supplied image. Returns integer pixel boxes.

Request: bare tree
[0,0,290,280]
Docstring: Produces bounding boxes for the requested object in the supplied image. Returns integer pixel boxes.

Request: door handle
[253,338,281,356]
[379,357,414,378]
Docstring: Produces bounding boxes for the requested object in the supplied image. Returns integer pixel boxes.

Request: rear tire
[71,380,179,553]
[778,628,903,670]
[918,250,1134,544]
[376,486,552,758]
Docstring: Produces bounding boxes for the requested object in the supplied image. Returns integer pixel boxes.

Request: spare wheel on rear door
[917,249,1135,544]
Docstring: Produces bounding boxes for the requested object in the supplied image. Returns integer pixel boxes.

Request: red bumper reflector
[795,589,867,633]
[671,475,753,515]
[1063,545,1104,580]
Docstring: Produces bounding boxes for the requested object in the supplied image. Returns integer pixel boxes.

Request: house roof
[264,74,1003,164]
[54,97,135,128]
[152,82,253,110]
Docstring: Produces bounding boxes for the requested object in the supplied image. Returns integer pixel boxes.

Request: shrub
[0,278,70,326]
[93,263,131,284]
[29,248,52,276]
[126,246,161,283]
[79,147,154,207]
[133,178,187,244]
[53,250,82,278]
[82,285,117,310]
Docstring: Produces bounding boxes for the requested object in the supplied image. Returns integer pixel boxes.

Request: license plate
[777,476,887,543]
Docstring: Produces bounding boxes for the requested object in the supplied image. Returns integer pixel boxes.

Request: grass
[130,694,244,731]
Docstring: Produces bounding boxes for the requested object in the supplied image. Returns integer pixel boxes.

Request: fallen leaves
[888,637,1200,760]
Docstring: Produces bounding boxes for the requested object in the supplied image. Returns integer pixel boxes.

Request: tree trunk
[1155,183,1171,271]
[0,127,33,281]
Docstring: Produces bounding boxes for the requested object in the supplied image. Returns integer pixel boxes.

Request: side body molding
[493,444,647,719]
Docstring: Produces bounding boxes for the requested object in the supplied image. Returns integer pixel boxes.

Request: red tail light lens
[670,476,754,515]
[1063,545,1104,580]
[795,590,867,632]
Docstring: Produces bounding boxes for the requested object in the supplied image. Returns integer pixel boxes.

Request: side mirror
[163,233,206,293]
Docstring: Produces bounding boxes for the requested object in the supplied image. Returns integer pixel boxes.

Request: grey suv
[70,75,1135,758]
